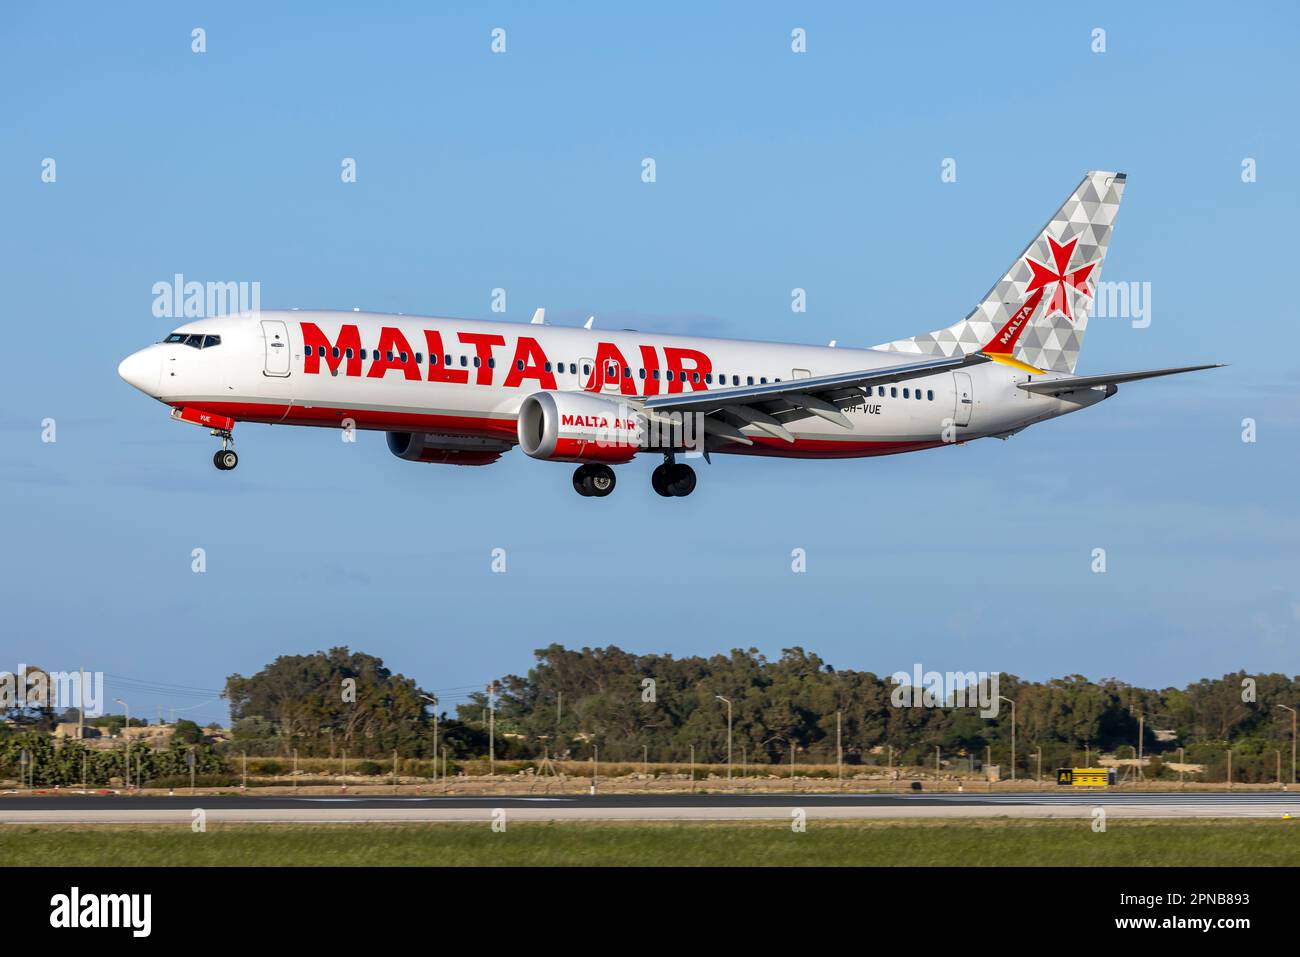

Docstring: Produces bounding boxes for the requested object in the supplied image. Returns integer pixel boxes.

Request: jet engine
[516,391,645,463]
[385,431,511,466]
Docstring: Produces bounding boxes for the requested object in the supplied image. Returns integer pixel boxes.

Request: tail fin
[877,171,1127,374]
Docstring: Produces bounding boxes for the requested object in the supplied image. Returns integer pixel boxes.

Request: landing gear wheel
[652,462,696,496]
[586,464,615,497]
[573,464,615,497]
[213,449,238,471]
[667,463,696,497]
[651,463,673,497]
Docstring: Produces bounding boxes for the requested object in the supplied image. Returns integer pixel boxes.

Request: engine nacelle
[385,431,510,466]
[517,391,645,463]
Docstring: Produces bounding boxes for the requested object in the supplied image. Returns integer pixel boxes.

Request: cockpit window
[163,333,221,349]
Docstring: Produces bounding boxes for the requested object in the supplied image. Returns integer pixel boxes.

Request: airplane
[118,171,1220,498]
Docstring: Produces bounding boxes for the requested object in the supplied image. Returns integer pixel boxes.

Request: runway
[3,791,1298,824]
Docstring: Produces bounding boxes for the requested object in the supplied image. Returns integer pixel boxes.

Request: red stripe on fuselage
[168,401,517,439]
[172,401,950,459]
[724,435,947,459]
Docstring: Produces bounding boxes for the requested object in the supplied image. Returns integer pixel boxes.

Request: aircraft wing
[640,352,988,445]
[1017,364,1224,396]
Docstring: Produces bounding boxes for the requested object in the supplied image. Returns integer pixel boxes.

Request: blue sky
[2,2,1297,724]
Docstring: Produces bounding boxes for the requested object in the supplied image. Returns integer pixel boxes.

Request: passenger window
[747,376,754,385]
[666,370,675,381]
[760,377,767,384]
[345,348,354,359]
[459,355,467,367]
[903,388,910,398]
[927,390,934,400]
[624,367,631,379]
[878,386,885,396]
[332,347,341,359]
[692,372,700,383]
[386,351,394,362]
[445,354,452,366]
[544,362,552,372]
[639,368,646,379]
[415,353,423,364]
[653,369,660,380]
[473,356,481,368]
[361,349,368,360]
[583,364,591,375]
[517,359,525,371]
[569,363,576,374]
[705,373,712,383]
[890,387,897,398]
[489,358,496,368]
[916,390,923,400]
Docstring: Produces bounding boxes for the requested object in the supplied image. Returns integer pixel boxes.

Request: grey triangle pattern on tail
[876,171,1126,374]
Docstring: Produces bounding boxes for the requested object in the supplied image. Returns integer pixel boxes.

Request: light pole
[487,682,496,775]
[836,710,842,788]
[115,698,130,789]
[419,694,439,783]
[1277,704,1297,787]
[715,695,732,782]
[998,695,1016,781]
[761,736,790,791]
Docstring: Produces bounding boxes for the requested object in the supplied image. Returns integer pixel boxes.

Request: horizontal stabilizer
[1017,364,1224,395]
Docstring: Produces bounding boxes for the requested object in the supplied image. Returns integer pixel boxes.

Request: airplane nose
[118,349,159,395]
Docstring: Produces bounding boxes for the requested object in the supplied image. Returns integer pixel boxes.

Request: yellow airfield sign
[1056,767,1117,787]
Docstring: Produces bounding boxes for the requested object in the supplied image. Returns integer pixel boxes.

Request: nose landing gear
[573,463,616,497]
[212,429,237,471]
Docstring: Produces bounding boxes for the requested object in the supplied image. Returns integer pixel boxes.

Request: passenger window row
[877,386,936,401]
[306,344,937,401]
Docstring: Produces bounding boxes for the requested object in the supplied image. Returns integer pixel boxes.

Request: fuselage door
[953,371,973,427]
[602,358,622,394]
[262,320,291,377]
[792,368,811,379]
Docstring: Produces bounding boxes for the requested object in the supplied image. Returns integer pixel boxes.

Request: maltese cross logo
[1024,236,1097,322]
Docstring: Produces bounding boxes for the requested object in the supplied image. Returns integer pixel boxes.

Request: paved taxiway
[3,791,1297,823]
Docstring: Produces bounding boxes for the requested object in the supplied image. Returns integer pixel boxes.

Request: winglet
[584,316,594,329]
[530,308,545,325]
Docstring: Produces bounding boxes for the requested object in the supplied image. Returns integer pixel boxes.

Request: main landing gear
[570,455,698,498]
[573,463,616,497]
[212,429,238,471]
[651,454,696,498]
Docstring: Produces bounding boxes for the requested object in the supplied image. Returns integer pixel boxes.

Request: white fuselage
[118,310,1106,459]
